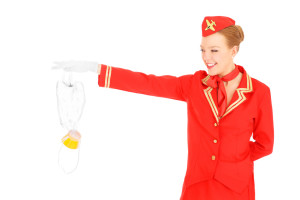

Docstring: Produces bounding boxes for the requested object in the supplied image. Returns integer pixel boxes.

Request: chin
[208,70,218,76]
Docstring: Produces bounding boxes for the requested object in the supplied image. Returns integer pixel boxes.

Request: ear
[231,45,238,58]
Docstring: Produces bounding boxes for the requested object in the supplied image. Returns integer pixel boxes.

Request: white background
[0,0,299,199]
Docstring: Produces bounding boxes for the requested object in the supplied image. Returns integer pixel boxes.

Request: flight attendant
[53,16,274,200]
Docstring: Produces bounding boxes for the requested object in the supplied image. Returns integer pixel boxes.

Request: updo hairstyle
[218,25,244,52]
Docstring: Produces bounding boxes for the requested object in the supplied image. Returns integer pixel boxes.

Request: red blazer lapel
[201,65,254,124]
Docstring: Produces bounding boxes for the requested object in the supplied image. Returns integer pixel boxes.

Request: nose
[202,51,212,63]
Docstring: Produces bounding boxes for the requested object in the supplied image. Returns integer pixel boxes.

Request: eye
[211,49,218,52]
[200,49,205,52]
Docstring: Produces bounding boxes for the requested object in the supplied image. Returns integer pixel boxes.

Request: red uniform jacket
[98,64,274,199]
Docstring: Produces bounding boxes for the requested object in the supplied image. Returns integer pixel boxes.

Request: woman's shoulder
[250,76,270,93]
[194,69,208,79]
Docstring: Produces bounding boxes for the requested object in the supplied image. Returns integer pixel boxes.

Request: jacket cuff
[98,64,112,88]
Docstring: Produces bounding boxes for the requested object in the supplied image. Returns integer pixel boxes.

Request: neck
[218,63,236,79]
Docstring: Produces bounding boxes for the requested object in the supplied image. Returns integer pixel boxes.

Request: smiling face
[200,32,238,78]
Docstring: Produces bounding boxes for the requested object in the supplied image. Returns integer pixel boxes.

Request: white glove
[52,60,99,73]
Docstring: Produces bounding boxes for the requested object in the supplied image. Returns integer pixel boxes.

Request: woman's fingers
[52,60,97,72]
[52,61,74,71]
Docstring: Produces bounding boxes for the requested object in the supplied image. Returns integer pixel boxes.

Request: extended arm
[98,64,193,102]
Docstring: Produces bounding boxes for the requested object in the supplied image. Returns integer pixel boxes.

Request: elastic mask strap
[58,142,81,174]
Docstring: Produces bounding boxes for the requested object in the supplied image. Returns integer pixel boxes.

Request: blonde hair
[218,25,244,52]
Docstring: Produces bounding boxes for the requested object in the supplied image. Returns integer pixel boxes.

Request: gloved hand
[52,60,100,73]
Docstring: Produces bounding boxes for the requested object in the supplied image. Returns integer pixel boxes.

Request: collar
[201,64,254,124]
[201,65,253,93]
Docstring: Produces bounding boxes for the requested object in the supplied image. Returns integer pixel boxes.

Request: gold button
[212,155,216,160]
[214,123,217,126]
[213,139,217,143]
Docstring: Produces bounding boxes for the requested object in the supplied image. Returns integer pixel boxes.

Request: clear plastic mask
[56,72,85,174]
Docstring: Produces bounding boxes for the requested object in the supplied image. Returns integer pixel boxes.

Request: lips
[207,63,217,69]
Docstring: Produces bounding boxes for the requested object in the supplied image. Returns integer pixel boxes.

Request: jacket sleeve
[98,64,193,102]
[249,87,274,161]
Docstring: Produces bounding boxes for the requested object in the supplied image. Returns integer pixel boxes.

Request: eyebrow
[200,45,220,48]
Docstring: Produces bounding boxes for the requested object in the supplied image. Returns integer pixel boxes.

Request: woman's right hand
[52,60,100,74]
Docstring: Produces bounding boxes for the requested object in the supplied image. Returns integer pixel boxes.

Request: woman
[53,16,274,200]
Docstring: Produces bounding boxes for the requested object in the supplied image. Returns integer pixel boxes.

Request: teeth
[207,63,216,66]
